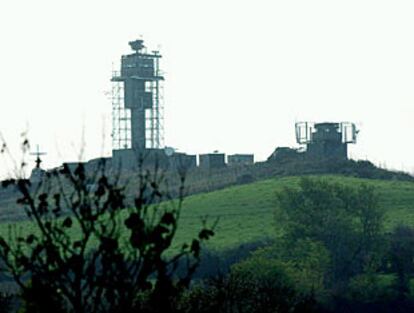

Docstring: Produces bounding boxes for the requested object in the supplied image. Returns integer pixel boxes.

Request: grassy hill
[1,175,414,253]
[173,175,414,251]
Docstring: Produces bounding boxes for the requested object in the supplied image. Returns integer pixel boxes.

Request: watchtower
[295,122,358,160]
[111,39,164,151]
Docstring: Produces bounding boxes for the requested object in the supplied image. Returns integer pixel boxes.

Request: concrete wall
[112,149,197,172]
[306,123,348,160]
[306,141,348,160]
[227,154,254,166]
[199,153,226,169]
[169,153,197,171]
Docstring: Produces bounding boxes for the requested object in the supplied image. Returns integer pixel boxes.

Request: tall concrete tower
[112,39,164,152]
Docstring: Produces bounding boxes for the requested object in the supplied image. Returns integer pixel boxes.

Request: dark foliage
[266,158,414,182]
[277,178,384,288]
[0,160,214,313]
[191,239,274,279]
[388,225,414,299]
[235,174,255,185]
[181,257,323,313]
[0,292,13,313]
[332,297,414,313]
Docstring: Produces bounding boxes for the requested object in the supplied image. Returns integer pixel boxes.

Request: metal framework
[295,121,358,145]
[111,41,164,151]
[295,122,312,145]
[145,54,164,149]
[341,122,358,144]
[111,79,131,150]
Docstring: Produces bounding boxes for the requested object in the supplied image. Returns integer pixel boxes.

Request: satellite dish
[164,147,175,157]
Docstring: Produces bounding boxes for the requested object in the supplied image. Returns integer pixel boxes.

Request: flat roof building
[227,154,254,166]
[199,153,226,169]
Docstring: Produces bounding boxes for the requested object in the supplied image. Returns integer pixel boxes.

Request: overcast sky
[0,0,413,178]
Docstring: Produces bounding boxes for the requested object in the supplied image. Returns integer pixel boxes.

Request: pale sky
[0,0,413,178]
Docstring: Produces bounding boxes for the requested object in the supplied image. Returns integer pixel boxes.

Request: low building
[199,153,226,169]
[112,149,169,170]
[169,153,197,171]
[227,154,254,166]
[267,147,301,162]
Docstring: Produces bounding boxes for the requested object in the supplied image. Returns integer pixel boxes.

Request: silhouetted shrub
[0,160,214,313]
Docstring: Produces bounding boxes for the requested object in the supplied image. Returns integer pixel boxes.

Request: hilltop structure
[31,39,367,177]
[110,39,197,169]
[269,122,358,162]
[109,38,253,171]
[228,154,254,166]
[109,40,357,168]
[111,39,164,151]
[295,122,358,160]
[199,153,226,169]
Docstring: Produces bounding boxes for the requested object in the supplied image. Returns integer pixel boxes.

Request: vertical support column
[153,55,164,149]
[112,81,131,150]
[131,107,146,151]
[111,82,120,150]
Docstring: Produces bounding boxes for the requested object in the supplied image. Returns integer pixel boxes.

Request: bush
[181,249,321,313]
[193,239,274,279]
[388,225,414,299]
[346,273,395,303]
[228,255,297,313]
[0,161,214,313]
[277,178,384,289]
[258,239,331,299]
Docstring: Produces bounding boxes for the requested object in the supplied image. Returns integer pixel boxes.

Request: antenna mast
[30,145,47,169]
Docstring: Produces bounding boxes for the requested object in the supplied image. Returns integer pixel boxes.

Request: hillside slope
[1,175,413,253]
[173,175,414,251]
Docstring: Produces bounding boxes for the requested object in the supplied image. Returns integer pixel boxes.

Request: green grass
[1,175,414,253]
[173,175,414,251]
